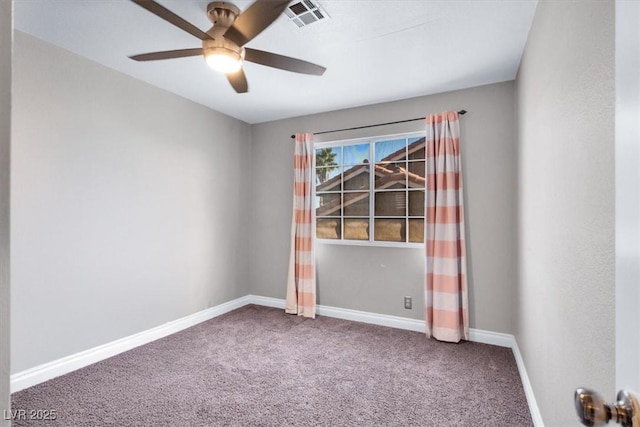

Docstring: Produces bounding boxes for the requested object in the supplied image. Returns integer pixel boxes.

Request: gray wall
[11,32,252,373]
[515,1,615,425]
[250,81,517,333]
[0,0,11,424]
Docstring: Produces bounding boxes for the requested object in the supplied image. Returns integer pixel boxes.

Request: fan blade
[245,48,326,76]
[131,0,209,40]
[224,0,290,47]
[130,48,203,61]
[227,68,249,93]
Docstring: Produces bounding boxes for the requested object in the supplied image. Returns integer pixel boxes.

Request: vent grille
[285,0,329,28]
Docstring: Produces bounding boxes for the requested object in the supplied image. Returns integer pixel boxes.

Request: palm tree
[316,148,338,184]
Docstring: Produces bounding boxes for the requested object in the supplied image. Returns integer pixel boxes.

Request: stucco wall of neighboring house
[0,0,11,424]
[515,1,615,425]
[250,81,517,334]
[11,32,252,373]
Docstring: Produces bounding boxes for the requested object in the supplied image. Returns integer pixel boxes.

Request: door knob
[575,388,640,426]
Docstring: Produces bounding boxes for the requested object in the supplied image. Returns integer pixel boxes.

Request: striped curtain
[425,112,468,343]
[285,133,316,318]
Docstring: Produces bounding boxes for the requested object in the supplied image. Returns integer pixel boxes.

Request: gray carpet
[11,305,532,426]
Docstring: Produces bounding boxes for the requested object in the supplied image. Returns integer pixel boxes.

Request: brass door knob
[575,388,640,427]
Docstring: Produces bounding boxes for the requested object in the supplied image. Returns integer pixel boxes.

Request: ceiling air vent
[285,0,329,28]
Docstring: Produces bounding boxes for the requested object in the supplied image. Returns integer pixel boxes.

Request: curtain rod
[290,110,467,139]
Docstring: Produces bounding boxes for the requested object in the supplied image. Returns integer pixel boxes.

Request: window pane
[374,218,406,242]
[408,137,425,160]
[407,161,425,188]
[314,135,425,247]
[375,139,406,162]
[316,166,341,190]
[409,218,425,243]
[316,147,341,167]
[343,165,369,190]
[375,191,406,216]
[408,190,425,216]
[343,143,369,165]
[316,193,341,217]
[316,218,341,239]
[344,218,369,241]
[344,193,369,216]
[375,162,407,189]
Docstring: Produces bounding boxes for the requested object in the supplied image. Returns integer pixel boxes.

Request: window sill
[316,239,424,249]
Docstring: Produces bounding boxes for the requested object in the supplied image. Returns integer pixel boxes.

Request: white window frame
[314,131,426,249]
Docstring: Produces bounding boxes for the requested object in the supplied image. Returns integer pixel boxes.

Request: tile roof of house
[317,166,426,217]
[316,137,425,193]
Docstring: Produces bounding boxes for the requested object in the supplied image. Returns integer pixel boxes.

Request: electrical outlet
[404,296,412,310]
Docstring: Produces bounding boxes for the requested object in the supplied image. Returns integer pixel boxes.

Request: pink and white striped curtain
[285,133,316,318]
[424,112,468,343]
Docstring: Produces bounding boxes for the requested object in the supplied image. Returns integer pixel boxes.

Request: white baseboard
[317,304,426,333]
[248,295,285,309]
[247,295,510,346]
[468,328,515,348]
[11,293,543,426]
[11,295,251,393]
[246,295,426,332]
[510,337,544,427]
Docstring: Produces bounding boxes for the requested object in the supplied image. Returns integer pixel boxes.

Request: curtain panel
[285,133,316,318]
[424,112,469,342]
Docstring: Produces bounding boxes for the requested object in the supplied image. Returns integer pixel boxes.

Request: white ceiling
[14,0,537,124]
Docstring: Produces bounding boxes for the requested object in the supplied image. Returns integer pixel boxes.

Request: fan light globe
[205,48,243,73]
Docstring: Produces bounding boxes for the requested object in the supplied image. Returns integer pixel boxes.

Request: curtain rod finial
[458,110,467,115]
[290,134,295,139]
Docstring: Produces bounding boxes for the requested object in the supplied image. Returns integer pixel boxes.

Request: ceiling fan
[129,0,327,94]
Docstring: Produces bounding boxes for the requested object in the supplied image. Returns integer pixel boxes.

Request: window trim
[314,131,426,248]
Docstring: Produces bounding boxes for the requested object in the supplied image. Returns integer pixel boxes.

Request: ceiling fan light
[205,48,243,73]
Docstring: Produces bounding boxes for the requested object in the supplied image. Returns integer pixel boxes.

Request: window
[315,132,426,246]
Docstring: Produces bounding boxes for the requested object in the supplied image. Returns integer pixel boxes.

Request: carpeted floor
[11,305,532,426]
